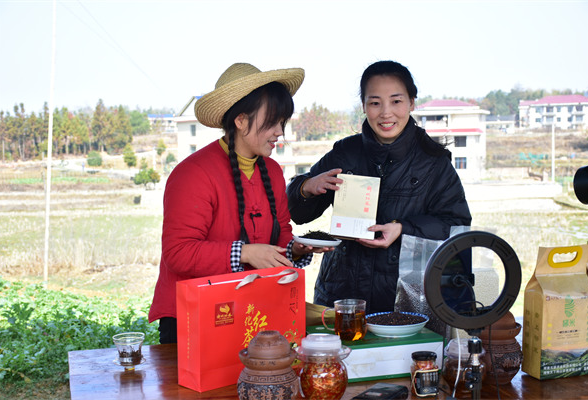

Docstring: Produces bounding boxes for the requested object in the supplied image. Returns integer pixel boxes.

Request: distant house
[175,96,222,162]
[147,113,177,134]
[486,114,516,134]
[412,99,490,182]
[518,94,588,130]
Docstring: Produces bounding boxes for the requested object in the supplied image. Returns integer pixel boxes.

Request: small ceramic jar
[478,311,523,385]
[237,330,298,400]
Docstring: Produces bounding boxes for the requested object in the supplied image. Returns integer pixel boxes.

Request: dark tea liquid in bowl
[335,310,367,341]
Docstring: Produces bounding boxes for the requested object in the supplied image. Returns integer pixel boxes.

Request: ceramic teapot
[237,330,298,400]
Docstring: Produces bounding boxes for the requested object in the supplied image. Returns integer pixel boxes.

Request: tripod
[463,336,483,400]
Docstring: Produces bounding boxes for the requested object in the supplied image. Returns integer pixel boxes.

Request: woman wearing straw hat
[148,63,332,344]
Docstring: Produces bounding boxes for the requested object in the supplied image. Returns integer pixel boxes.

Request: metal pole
[44,0,57,285]
[551,122,555,182]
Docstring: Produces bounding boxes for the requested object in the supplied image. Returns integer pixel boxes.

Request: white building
[412,99,490,183]
[147,113,177,134]
[175,96,221,162]
[518,94,588,130]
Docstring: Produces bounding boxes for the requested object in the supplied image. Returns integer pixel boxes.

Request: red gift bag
[176,266,305,392]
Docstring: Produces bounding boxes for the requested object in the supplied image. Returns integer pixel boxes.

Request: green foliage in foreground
[0,278,158,386]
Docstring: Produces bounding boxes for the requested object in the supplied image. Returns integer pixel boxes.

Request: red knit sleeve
[161,152,233,278]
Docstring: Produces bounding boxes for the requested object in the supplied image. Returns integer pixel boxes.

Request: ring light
[424,231,521,333]
[574,165,588,204]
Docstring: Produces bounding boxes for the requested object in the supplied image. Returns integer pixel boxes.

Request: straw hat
[194,63,305,128]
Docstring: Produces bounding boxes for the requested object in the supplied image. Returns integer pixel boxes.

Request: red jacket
[148,140,294,322]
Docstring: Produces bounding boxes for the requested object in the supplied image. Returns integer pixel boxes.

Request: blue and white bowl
[366,311,428,338]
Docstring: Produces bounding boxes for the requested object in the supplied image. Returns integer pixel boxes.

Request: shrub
[156,139,166,156]
[123,144,137,167]
[165,152,176,164]
[133,168,160,188]
[86,151,103,167]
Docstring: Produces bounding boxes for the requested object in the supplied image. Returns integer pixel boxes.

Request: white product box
[329,174,380,240]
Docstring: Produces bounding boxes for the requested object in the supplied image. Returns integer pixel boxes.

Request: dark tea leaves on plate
[367,312,426,326]
[302,230,338,242]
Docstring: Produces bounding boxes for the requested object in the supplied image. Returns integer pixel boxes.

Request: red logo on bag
[215,302,234,326]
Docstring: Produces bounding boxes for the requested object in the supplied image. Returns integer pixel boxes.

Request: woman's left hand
[357,221,402,249]
[291,242,335,257]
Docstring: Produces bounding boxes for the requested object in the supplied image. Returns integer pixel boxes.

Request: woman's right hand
[301,168,343,197]
[241,244,293,269]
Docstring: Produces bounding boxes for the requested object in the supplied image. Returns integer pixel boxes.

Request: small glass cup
[321,299,367,341]
[113,332,145,370]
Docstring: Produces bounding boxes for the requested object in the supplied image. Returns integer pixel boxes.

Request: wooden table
[69,343,588,399]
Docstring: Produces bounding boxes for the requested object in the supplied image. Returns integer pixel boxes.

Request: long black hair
[221,81,294,245]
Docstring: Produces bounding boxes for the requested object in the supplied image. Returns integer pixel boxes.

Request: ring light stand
[424,231,522,400]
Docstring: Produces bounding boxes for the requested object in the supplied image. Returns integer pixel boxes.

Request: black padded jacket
[286,117,472,314]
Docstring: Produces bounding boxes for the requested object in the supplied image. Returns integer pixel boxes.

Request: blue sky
[1,0,587,114]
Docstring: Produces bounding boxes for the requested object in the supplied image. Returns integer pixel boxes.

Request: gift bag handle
[548,246,583,269]
[235,269,299,289]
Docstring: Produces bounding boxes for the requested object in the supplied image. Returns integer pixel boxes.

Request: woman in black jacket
[287,60,472,314]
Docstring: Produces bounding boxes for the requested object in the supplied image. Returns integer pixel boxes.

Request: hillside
[131,133,177,153]
[486,132,588,177]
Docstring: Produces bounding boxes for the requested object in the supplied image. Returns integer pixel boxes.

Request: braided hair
[221,81,294,245]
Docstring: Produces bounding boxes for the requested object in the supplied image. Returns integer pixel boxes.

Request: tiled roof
[417,99,477,109]
[520,95,588,106]
[533,95,588,105]
[147,113,174,118]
